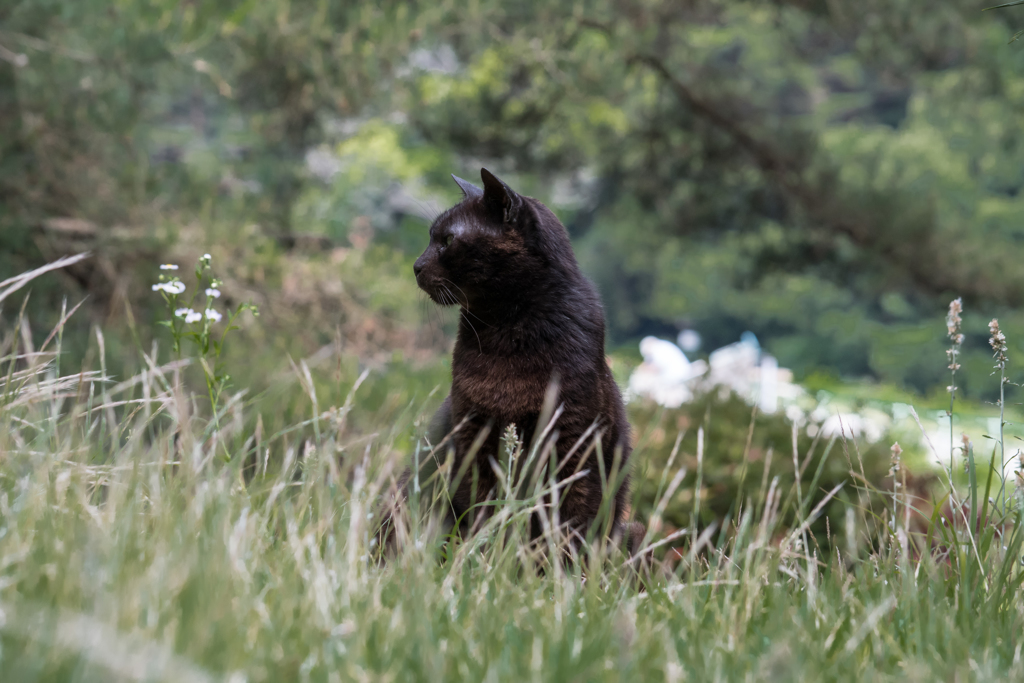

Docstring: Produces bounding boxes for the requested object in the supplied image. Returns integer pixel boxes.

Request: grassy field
[1,263,1023,682]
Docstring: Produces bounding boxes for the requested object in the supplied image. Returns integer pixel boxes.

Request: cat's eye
[442,234,454,248]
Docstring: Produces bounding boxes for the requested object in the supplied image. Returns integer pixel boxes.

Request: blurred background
[4,0,1024,526]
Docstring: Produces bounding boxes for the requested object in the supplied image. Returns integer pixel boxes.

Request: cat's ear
[451,174,483,199]
[480,168,522,224]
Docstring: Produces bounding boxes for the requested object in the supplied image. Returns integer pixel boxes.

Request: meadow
[0,256,1021,682]
[6,1,1024,679]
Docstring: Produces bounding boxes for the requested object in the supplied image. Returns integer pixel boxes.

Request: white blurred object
[628,331,807,414]
[701,332,804,412]
[817,410,888,443]
[819,413,865,440]
[677,329,702,353]
[628,366,692,408]
[305,147,342,181]
[810,406,831,424]
[706,333,761,397]
[628,336,707,408]
[407,44,459,74]
[759,354,779,414]
[639,336,694,383]
[628,329,899,443]
[785,404,806,426]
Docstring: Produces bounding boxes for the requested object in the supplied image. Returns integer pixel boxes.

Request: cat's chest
[451,348,551,419]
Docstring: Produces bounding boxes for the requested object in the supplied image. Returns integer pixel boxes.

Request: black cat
[388,168,642,555]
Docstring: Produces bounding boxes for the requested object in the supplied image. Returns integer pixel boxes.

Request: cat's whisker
[419,293,446,342]
[436,282,481,352]
[439,278,467,307]
[440,284,455,307]
[440,278,495,330]
[460,310,483,354]
[461,306,493,330]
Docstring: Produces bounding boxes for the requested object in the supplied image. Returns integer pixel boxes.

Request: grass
[1,264,1023,682]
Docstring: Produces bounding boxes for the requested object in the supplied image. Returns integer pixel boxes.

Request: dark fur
[394,169,638,553]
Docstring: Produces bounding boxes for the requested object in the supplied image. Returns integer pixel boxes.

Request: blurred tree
[402,0,1024,394]
[0,0,429,321]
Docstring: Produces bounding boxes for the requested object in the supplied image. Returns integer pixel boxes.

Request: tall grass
[0,261,1022,681]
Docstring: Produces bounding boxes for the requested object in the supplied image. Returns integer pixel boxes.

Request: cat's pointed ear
[451,174,483,199]
[480,168,522,224]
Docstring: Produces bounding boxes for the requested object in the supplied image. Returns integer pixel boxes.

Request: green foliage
[0,0,438,352]
[8,0,1024,399]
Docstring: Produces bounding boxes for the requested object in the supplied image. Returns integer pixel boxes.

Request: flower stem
[998,366,1007,515]
[949,363,956,499]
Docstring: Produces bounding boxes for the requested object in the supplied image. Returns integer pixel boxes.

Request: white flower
[152,281,186,295]
[202,253,212,262]
[205,309,223,323]
[177,307,204,324]
[160,264,179,270]
[205,288,221,298]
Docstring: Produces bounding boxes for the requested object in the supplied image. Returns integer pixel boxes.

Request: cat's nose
[413,258,424,277]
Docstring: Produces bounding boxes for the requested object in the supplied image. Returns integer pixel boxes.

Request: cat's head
[413,168,573,309]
